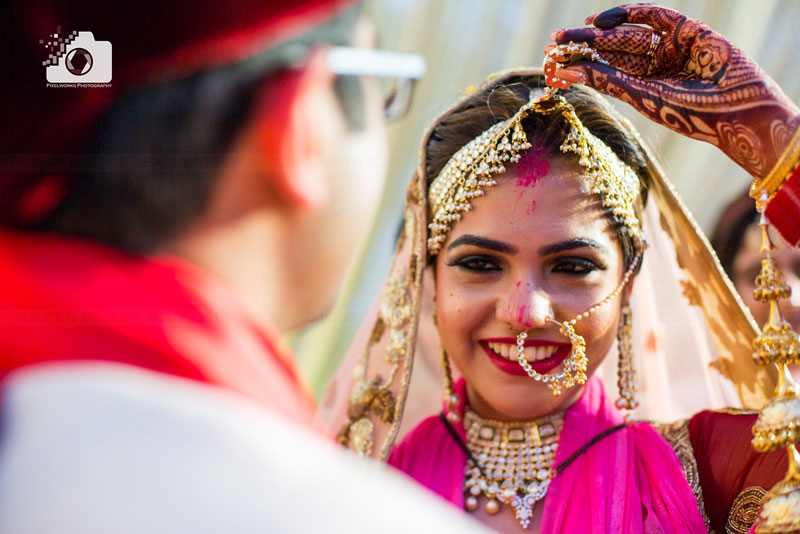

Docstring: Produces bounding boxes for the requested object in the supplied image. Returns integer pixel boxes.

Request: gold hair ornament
[428,43,644,257]
[427,101,534,254]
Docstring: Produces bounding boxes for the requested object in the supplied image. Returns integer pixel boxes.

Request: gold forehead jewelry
[427,71,644,256]
[427,99,535,254]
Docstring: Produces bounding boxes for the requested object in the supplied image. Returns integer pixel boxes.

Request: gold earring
[615,304,638,412]
[441,348,461,424]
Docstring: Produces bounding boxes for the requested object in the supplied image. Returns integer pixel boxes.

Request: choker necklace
[462,408,563,529]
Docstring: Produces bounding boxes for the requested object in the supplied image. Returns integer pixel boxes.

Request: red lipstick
[480,339,570,377]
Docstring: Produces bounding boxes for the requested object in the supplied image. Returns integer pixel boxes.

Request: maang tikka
[427,44,645,397]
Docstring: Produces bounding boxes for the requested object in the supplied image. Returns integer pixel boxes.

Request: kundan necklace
[461,408,563,529]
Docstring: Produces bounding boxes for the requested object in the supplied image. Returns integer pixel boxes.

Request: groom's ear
[252,48,334,211]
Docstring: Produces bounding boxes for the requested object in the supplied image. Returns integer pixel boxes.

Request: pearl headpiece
[427,97,535,254]
[426,92,645,256]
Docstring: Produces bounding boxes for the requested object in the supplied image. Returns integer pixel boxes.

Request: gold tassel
[751,191,800,534]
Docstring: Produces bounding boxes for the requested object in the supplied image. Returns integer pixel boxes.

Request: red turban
[1,0,357,223]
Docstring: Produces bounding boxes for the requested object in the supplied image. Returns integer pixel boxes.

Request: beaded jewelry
[441,348,461,424]
[428,44,644,259]
[462,408,563,529]
[615,304,638,412]
[515,250,642,397]
[427,101,534,255]
[748,191,800,533]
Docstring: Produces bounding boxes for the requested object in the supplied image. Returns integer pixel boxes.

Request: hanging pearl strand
[516,250,642,397]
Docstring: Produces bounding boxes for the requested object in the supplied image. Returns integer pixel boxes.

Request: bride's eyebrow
[447,234,517,254]
[538,238,608,256]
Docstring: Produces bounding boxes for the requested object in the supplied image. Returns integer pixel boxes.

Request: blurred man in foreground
[0,1,484,531]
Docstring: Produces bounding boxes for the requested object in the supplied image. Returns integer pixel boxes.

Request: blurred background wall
[292,0,800,397]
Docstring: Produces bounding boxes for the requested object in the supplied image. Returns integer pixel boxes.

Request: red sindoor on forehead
[515,147,550,188]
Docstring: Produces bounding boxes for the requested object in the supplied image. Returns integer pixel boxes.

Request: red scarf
[0,230,321,431]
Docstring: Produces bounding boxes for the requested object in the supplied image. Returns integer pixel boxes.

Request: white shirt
[0,363,488,533]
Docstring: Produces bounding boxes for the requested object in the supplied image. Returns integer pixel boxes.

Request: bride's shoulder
[651,409,783,534]
[648,408,759,450]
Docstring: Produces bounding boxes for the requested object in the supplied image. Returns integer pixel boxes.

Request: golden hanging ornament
[750,191,800,534]
[615,304,639,413]
[441,348,462,424]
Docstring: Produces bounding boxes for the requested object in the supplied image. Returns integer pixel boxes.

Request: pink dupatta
[389,377,707,533]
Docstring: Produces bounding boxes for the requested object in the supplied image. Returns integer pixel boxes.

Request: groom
[0,1,484,531]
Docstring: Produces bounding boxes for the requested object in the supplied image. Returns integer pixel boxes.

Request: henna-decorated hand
[547,3,800,179]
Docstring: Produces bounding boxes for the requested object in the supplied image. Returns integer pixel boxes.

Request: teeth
[488,342,557,362]
[490,342,510,359]
[532,346,557,361]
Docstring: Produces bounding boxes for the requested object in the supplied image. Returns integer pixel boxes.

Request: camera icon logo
[46,31,111,83]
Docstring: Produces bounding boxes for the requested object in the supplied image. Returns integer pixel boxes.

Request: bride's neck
[463,381,584,422]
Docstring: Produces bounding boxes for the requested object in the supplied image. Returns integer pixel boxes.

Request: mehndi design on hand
[548,3,800,179]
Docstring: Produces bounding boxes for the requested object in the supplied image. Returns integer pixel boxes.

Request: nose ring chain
[515,250,642,397]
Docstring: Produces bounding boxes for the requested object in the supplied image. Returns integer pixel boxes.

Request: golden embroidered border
[653,419,714,533]
[725,486,767,534]
[380,177,426,461]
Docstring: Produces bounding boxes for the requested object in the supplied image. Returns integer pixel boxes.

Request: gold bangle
[750,124,800,200]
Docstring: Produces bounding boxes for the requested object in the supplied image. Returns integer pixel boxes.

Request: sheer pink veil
[320,68,777,461]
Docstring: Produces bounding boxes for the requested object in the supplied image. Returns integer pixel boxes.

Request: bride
[324,5,799,533]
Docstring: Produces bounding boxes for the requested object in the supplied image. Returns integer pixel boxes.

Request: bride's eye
[446,255,502,273]
[552,257,604,276]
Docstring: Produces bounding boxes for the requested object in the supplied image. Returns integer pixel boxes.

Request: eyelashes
[445,254,607,276]
[446,255,501,273]
[552,257,607,275]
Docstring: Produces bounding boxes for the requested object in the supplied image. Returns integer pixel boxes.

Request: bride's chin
[464,381,585,421]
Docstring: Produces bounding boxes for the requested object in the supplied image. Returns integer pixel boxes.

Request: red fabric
[0,229,322,432]
[689,410,787,533]
[766,165,800,246]
[1,0,356,225]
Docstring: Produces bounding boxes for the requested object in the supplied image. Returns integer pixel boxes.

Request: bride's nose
[497,281,553,330]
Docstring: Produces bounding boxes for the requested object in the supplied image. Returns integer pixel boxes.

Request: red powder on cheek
[515,147,550,188]
[526,200,536,215]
